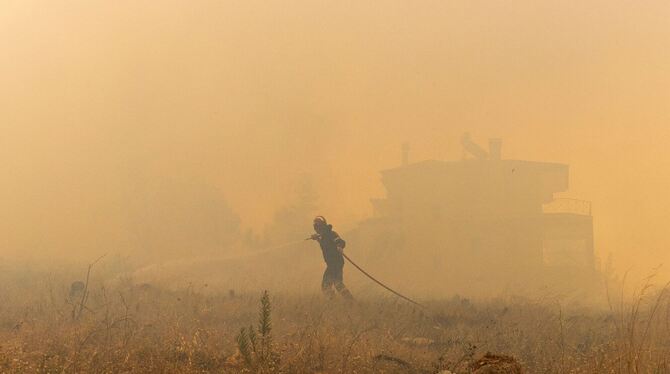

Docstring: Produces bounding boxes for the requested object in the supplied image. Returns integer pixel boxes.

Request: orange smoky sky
[1,1,669,277]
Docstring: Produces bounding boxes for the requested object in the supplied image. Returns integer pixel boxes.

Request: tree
[129,178,240,258]
[262,173,318,246]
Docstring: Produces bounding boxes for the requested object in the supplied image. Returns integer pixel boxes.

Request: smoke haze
[1,1,669,283]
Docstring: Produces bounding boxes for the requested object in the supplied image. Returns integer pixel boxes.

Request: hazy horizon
[2,1,669,283]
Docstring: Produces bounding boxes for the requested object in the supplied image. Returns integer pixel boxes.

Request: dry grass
[0,263,669,373]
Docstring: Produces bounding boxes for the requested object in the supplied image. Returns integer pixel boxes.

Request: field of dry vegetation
[0,259,669,373]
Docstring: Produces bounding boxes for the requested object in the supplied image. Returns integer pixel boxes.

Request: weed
[236,290,279,372]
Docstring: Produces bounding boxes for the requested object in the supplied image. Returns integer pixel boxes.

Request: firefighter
[309,216,353,300]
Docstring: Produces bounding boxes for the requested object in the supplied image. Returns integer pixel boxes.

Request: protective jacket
[316,227,346,266]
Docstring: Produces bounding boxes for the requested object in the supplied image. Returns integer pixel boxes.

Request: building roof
[380,158,570,196]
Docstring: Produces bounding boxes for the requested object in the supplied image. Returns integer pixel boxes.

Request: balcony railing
[543,198,592,216]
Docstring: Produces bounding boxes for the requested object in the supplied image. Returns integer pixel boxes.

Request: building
[349,135,597,297]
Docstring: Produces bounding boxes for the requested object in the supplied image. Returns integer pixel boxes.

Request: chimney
[489,138,502,160]
[401,142,410,166]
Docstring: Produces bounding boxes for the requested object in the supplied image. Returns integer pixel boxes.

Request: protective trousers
[322,263,353,300]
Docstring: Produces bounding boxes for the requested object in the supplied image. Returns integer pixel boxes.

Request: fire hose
[306,237,424,308]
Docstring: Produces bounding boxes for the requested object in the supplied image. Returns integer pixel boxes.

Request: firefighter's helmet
[313,216,329,232]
